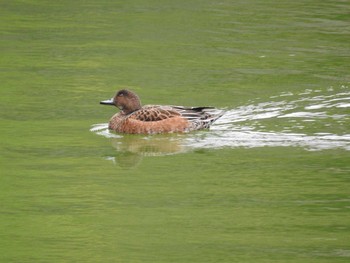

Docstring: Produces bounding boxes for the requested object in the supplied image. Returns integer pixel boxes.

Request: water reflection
[91,124,187,166]
[110,135,185,156]
[92,86,350,165]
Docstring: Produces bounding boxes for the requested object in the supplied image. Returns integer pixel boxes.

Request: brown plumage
[100,89,224,134]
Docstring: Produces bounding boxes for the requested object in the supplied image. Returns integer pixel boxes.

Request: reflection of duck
[91,123,189,168]
[110,134,186,157]
[108,135,187,168]
[100,89,224,134]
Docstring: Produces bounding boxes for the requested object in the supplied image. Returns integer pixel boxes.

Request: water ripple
[187,86,350,151]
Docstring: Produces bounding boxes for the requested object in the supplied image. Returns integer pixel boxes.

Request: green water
[1,0,350,262]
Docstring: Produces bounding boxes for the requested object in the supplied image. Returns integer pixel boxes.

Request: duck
[100,89,224,134]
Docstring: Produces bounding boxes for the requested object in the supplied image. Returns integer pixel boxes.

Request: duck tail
[193,108,225,130]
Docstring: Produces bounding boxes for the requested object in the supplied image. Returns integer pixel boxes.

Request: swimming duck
[100,89,224,134]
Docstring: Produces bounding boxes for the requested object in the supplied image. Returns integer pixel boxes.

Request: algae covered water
[1,1,350,262]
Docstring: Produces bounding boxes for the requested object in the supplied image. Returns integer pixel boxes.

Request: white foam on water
[184,86,350,151]
[185,129,350,151]
[90,123,122,138]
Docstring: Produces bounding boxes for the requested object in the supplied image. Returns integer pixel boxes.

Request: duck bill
[100,98,114,105]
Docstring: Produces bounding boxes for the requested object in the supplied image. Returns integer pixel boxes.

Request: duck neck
[122,103,141,115]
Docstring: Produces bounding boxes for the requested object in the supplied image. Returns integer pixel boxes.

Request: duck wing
[129,105,181,122]
[129,105,224,131]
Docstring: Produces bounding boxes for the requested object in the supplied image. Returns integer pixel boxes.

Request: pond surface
[1,1,349,262]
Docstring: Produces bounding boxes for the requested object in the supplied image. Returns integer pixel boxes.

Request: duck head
[100,89,142,114]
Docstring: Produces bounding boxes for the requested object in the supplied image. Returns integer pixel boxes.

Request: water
[1,1,350,262]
